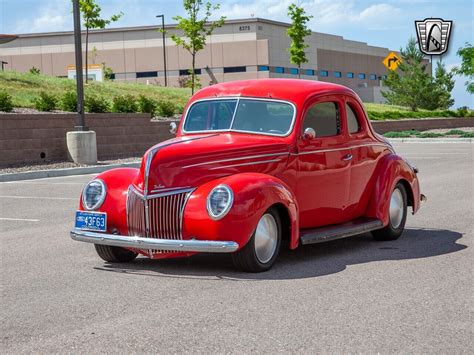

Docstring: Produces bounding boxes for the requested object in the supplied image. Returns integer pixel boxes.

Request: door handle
[342,154,353,161]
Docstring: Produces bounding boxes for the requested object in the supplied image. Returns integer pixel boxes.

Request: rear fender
[182,173,299,250]
[366,154,420,225]
[79,168,140,235]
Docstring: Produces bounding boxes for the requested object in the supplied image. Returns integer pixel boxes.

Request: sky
[0,0,472,107]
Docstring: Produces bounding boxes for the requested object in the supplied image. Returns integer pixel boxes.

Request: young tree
[453,43,474,94]
[287,4,312,79]
[78,0,122,83]
[429,60,455,110]
[170,0,225,94]
[383,37,434,111]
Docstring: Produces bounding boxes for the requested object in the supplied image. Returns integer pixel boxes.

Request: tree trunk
[85,27,89,84]
[191,53,195,95]
[298,64,301,79]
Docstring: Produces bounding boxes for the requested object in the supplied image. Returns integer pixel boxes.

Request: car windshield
[183,98,295,136]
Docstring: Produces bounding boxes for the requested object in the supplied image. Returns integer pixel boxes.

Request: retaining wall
[1,114,472,166]
[0,113,175,166]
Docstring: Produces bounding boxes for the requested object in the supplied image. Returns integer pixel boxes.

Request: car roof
[190,79,357,104]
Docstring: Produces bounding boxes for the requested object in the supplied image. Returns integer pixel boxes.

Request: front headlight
[82,179,107,211]
[206,184,233,220]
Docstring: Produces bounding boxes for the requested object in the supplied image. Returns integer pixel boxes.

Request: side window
[303,102,340,137]
[346,104,360,134]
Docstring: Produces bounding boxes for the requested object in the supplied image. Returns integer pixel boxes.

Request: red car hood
[133,133,290,193]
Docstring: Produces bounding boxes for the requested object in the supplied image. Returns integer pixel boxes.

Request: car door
[343,98,384,219]
[295,95,352,229]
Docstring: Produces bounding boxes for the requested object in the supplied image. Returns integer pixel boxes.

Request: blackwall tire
[94,244,138,262]
[372,182,408,241]
[232,207,281,272]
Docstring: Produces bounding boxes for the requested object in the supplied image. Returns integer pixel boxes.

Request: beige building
[0,18,405,103]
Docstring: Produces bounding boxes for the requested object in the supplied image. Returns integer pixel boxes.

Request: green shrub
[460,131,474,138]
[418,132,444,138]
[138,95,157,115]
[445,129,465,135]
[457,106,469,117]
[33,91,57,111]
[156,100,176,117]
[174,103,185,114]
[383,131,413,138]
[85,94,110,113]
[0,91,14,112]
[61,91,77,112]
[29,66,41,75]
[112,94,137,113]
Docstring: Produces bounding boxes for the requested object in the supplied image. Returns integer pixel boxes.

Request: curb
[0,162,140,183]
[388,138,473,143]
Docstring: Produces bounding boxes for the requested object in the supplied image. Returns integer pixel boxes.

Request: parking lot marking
[0,217,39,222]
[0,195,76,200]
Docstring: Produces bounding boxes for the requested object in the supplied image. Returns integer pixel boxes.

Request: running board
[300,218,383,245]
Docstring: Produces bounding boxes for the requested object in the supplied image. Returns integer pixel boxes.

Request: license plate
[75,211,107,232]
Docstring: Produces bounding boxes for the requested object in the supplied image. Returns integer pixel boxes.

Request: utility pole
[156,14,167,86]
[72,0,87,131]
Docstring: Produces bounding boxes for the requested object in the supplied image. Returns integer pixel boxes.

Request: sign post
[72,0,87,131]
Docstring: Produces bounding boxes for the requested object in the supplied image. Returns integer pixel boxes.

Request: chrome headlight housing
[82,179,107,211]
[206,184,233,220]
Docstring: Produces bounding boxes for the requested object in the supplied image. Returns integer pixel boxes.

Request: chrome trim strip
[291,143,392,156]
[208,158,282,170]
[70,229,239,253]
[181,96,297,138]
[150,186,193,193]
[182,151,288,169]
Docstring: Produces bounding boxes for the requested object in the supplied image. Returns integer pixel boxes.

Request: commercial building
[0,18,414,103]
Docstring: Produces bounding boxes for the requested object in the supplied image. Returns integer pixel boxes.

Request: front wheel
[94,244,138,262]
[372,182,407,241]
[232,207,281,272]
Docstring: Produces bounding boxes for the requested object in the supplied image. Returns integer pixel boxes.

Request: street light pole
[72,0,87,131]
[0,60,8,71]
[156,14,167,87]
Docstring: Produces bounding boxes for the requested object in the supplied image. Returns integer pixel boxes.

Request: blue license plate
[75,211,107,232]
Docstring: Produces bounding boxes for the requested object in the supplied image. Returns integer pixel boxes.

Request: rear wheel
[232,207,281,272]
[372,182,407,241]
[94,244,138,262]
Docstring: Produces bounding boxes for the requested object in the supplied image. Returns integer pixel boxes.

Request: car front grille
[126,186,193,254]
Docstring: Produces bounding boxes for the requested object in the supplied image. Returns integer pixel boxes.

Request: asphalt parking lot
[1,142,472,353]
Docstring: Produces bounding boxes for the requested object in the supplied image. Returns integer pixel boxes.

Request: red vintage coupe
[71,79,424,272]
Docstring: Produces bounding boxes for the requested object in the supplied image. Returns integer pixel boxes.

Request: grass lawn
[0,70,190,112]
[0,71,472,119]
[384,129,474,138]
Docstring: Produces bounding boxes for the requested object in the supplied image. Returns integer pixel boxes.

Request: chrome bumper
[70,229,239,253]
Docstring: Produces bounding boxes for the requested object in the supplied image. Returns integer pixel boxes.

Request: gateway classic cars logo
[415,18,453,55]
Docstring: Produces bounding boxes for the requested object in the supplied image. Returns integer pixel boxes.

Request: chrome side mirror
[303,127,316,140]
[169,121,177,135]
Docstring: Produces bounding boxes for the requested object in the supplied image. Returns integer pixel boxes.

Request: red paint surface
[78,79,422,259]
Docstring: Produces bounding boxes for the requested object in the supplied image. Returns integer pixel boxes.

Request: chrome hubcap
[389,188,404,229]
[254,213,278,264]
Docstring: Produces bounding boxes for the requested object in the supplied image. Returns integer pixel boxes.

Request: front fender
[366,154,421,225]
[79,168,140,235]
[182,173,299,250]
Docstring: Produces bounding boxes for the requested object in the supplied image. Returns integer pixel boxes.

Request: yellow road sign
[383,52,402,71]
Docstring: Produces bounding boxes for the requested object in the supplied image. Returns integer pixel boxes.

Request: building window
[274,67,284,74]
[179,69,201,76]
[333,71,342,78]
[370,74,377,80]
[382,75,388,80]
[224,66,246,73]
[305,69,315,76]
[346,72,354,78]
[290,68,299,75]
[358,73,366,79]
[319,70,329,77]
[109,73,116,80]
[258,66,269,71]
[258,25,263,31]
[136,71,158,78]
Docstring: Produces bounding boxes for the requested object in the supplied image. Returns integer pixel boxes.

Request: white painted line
[0,195,76,201]
[0,217,39,222]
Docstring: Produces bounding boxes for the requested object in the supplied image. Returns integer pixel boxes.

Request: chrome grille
[126,186,193,254]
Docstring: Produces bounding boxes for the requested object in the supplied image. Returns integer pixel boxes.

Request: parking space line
[0,195,76,200]
[0,217,40,222]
